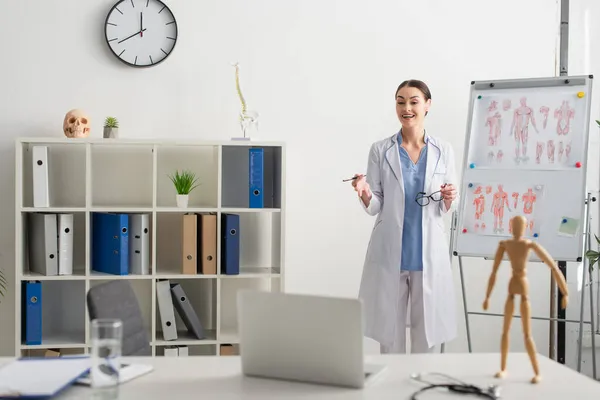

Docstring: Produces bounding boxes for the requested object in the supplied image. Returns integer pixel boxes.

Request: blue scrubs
[398,134,427,271]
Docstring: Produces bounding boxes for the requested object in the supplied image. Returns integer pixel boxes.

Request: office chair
[86,280,152,356]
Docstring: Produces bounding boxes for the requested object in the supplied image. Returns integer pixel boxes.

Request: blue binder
[249,148,264,208]
[221,213,240,275]
[92,213,129,275]
[22,281,42,345]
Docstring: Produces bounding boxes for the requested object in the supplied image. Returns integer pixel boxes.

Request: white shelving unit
[14,138,285,357]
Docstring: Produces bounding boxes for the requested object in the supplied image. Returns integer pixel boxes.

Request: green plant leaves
[104,116,119,128]
[168,170,201,195]
[585,234,600,275]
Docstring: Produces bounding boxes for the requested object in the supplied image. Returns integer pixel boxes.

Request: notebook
[0,357,90,398]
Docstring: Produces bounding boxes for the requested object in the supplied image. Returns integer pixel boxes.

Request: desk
[2,353,598,399]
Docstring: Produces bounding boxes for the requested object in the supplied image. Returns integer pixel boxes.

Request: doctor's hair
[395,79,432,115]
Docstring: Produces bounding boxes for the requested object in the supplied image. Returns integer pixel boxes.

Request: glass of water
[90,319,123,395]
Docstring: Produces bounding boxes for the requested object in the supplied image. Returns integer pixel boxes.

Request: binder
[181,214,197,275]
[21,281,42,345]
[32,145,50,208]
[169,283,205,339]
[92,212,129,275]
[177,346,189,356]
[129,213,150,275]
[164,346,178,357]
[156,279,178,341]
[249,148,264,208]
[197,213,217,275]
[57,214,73,275]
[221,213,240,275]
[28,213,58,276]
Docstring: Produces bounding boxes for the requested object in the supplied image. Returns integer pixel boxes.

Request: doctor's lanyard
[409,372,501,399]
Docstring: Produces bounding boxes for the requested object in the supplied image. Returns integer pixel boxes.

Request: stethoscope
[409,372,502,399]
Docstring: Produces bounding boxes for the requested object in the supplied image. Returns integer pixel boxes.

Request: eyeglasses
[415,190,444,207]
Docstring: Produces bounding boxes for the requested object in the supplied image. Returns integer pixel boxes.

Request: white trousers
[379,271,434,354]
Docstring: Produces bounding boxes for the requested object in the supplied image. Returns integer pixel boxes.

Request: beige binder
[197,213,217,275]
[182,213,197,274]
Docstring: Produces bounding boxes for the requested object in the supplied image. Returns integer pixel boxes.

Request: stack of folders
[91,212,150,276]
[181,212,240,275]
[27,212,74,276]
[156,279,205,342]
[164,345,188,357]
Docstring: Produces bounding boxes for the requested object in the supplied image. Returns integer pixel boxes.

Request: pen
[342,175,366,182]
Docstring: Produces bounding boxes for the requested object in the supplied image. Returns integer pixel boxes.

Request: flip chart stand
[452,192,597,379]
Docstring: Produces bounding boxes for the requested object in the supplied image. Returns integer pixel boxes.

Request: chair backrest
[86,280,151,356]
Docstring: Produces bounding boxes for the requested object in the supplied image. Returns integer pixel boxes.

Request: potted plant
[168,169,200,208]
[103,116,119,139]
[585,234,600,274]
[0,268,7,305]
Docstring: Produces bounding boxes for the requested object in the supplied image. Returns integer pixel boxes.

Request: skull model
[63,109,90,138]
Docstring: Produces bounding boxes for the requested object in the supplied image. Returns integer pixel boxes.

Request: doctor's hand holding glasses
[350,174,457,208]
[416,183,457,207]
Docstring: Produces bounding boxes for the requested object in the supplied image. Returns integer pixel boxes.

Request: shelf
[20,211,87,277]
[15,139,285,358]
[154,278,217,345]
[221,145,283,209]
[91,143,154,207]
[156,145,219,208]
[20,281,86,347]
[20,142,87,208]
[234,212,283,275]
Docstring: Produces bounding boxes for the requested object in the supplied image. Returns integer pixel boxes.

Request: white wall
[3,0,597,374]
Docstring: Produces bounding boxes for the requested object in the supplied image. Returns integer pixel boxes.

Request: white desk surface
[2,352,598,399]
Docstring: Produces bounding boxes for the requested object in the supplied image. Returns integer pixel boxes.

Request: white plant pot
[103,127,119,139]
[176,194,189,208]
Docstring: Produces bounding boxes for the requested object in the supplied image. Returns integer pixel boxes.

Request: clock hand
[118,28,146,44]
[140,12,143,37]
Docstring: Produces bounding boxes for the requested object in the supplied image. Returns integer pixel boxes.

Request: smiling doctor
[351,79,459,354]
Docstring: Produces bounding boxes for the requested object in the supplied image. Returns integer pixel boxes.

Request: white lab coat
[358,132,458,349]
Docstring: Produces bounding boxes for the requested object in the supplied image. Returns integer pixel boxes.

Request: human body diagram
[554,100,575,135]
[464,183,543,237]
[509,97,538,163]
[478,93,580,168]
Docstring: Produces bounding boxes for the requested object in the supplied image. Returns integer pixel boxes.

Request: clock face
[104,0,178,67]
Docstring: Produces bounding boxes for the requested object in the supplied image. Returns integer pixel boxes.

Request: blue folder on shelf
[249,148,264,208]
[92,213,129,275]
[21,281,42,346]
[221,213,240,275]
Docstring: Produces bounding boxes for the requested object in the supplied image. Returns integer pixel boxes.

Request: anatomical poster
[461,182,545,238]
[467,90,587,170]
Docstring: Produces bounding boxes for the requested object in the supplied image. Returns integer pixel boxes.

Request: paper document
[0,357,90,397]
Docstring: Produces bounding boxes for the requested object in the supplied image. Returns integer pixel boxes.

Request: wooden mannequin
[482,215,568,384]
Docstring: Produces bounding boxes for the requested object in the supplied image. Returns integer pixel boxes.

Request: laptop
[236,290,387,389]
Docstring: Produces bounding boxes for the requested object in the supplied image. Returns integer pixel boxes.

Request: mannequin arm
[531,242,569,306]
[484,242,505,305]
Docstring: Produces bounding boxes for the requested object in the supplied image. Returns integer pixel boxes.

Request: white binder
[32,146,50,208]
[164,346,178,357]
[57,214,73,275]
[129,213,150,275]
[28,213,58,275]
[156,280,178,341]
[177,346,189,356]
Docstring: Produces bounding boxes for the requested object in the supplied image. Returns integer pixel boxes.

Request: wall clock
[104,0,178,68]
